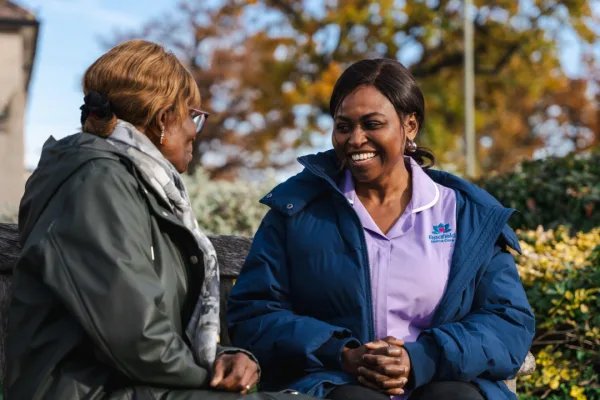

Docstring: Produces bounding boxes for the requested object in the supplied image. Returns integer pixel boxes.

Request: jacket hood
[19,133,125,241]
[261,149,521,252]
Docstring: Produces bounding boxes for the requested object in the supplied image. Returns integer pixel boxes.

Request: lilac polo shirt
[340,157,457,344]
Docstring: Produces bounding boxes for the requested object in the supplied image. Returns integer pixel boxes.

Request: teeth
[351,152,376,161]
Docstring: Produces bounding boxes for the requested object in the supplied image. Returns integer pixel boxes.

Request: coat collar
[259,150,341,216]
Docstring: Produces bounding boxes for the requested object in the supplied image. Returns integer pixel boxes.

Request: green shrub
[183,169,271,236]
[479,151,600,232]
[516,227,600,400]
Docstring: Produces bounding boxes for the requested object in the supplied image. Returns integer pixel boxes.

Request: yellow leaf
[580,304,589,313]
[565,290,573,300]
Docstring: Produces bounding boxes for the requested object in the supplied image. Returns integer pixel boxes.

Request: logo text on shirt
[429,223,456,243]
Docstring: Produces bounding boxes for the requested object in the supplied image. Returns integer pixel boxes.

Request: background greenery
[516,227,599,400]
[479,151,600,233]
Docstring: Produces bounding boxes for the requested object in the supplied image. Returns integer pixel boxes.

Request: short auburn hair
[82,39,201,140]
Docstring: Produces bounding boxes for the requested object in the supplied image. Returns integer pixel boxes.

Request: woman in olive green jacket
[6,40,292,400]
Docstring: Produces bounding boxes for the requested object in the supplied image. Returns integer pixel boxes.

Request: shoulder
[259,150,343,216]
[46,157,147,230]
[47,158,150,241]
[260,169,333,216]
[67,157,141,197]
[427,169,521,252]
[426,168,506,209]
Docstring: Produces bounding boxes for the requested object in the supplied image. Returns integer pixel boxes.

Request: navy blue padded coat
[228,150,535,399]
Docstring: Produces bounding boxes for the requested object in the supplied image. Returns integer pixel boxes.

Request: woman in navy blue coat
[227,59,534,400]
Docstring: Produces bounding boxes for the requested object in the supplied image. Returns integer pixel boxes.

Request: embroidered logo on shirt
[429,223,456,243]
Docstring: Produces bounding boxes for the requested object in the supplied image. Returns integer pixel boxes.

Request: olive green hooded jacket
[7,133,235,399]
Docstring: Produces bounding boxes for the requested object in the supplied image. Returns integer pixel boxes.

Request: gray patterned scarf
[106,120,220,371]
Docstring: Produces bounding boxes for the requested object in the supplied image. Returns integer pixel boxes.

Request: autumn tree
[129,0,599,178]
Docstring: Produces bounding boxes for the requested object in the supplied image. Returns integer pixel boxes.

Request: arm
[404,245,535,388]
[40,160,208,387]
[227,210,360,374]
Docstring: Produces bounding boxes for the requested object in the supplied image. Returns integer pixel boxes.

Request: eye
[335,122,351,133]
[363,120,383,130]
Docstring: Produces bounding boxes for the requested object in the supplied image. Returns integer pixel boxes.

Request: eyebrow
[335,112,386,121]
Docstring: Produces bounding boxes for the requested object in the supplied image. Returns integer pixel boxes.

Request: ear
[156,108,170,132]
[404,113,419,141]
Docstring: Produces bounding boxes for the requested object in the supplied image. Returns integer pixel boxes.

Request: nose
[348,126,368,148]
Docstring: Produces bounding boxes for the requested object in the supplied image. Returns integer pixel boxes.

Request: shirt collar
[408,157,440,213]
[340,157,440,214]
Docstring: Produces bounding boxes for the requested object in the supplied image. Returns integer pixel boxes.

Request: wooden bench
[0,222,534,395]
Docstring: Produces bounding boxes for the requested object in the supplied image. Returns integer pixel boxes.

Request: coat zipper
[299,161,376,342]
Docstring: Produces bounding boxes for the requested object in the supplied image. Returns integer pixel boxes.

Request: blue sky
[17,0,176,168]
[15,0,595,169]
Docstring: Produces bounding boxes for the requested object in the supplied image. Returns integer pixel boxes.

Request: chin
[349,168,379,184]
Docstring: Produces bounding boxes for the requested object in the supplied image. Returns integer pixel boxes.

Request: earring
[406,139,417,153]
[159,126,165,145]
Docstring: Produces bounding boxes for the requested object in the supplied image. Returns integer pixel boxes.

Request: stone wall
[0,31,26,208]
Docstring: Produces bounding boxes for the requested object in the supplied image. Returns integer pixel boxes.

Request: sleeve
[39,160,209,387]
[404,245,535,388]
[227,210,360,374]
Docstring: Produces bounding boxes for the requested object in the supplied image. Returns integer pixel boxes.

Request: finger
[380,377,409,389]
[386,387,405,396]
[240,371,259,394]
[357,366,389,387]
[218,361,248,392]
[362,354,402,366]
[210,357,227,387]
[380,364,408,377]
[381,336,405,347]
[365,346,403,357]
[357,375,384,392]
[239,364,259,393]
[362,356,407,377]
[364,340,389,350]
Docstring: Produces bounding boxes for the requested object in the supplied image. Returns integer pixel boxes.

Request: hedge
[516,227,600,399]
[479,151,600,232]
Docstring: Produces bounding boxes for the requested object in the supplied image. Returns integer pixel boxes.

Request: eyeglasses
[189,108,210,134]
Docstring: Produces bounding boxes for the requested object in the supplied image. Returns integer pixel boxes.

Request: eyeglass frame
[189,108,210,134]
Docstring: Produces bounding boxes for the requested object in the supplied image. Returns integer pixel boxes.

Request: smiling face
[333,85,418,184]
[160,109,199,173]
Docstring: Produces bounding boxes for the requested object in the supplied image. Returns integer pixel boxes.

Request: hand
[357,337,411,396]
[210,352,259,394]
[341,341,389,376]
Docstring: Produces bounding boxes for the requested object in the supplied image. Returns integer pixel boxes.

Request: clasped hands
[342,336,411,396]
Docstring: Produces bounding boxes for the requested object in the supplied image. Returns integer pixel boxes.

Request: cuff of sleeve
[403,334,441,389]
[315,334,361,370]
[216,346,262,380]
